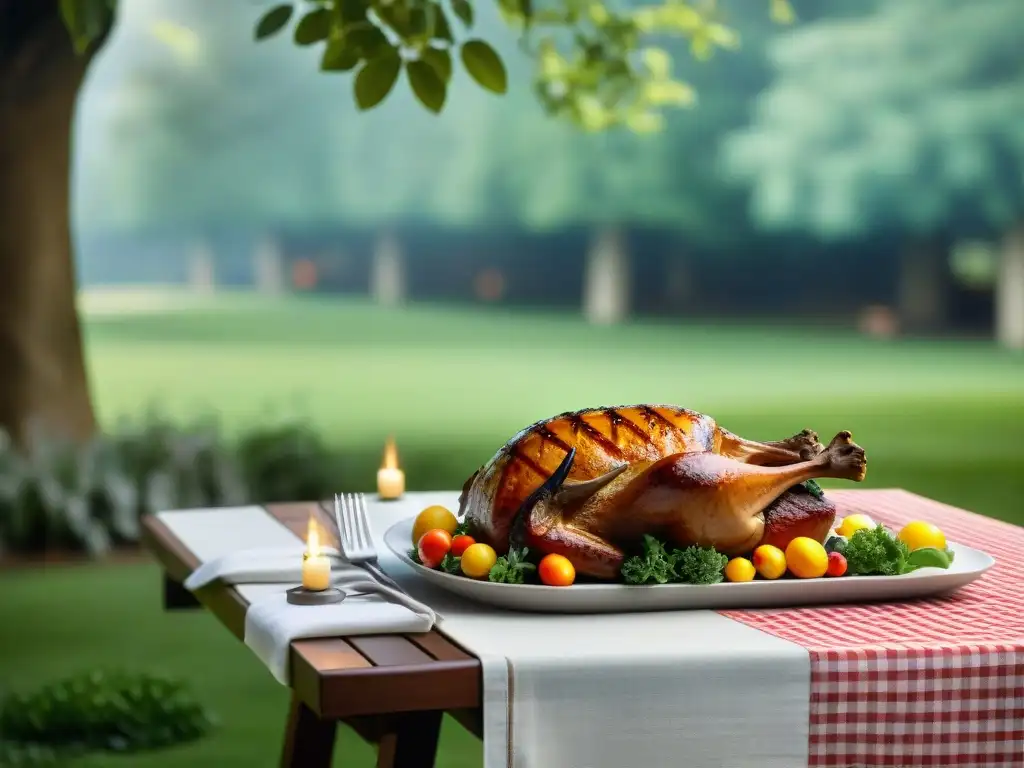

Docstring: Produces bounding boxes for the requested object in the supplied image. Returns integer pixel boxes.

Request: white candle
[301,518,331,591]
[377,437,405,499]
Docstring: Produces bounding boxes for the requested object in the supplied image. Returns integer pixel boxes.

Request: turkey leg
[608,430,866,556]
[718,427,824,466]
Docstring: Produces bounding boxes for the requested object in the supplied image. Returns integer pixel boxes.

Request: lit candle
[301,517,331,592]
[377,436,405,500]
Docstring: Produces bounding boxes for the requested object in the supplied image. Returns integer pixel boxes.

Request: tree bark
[995,219,1024,350]
[583,227,630,325]
[0,6,96,446]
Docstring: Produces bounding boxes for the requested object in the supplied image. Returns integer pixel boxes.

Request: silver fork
[334,492,406,593]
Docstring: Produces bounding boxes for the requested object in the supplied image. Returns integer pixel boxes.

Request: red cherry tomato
[451,534,475,557]
[417,529,452,568]
[826,551,848,577]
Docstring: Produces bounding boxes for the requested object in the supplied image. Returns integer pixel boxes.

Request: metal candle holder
[286,586,345,606]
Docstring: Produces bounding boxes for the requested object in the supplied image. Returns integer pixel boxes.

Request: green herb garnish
[672,545,729,585]
[488,547,537,584]
[620,535,729,585]
[453,519,470,537]
[834,524,913,575]
[797,478,825,500]
[440,553,462,574]
[408,548,422,565]
[621,535,676,585]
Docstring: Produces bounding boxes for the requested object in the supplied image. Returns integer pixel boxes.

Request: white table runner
[159,494,813,768]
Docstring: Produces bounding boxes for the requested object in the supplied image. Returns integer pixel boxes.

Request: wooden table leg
[281,694,337,768]
[375,710,443,768]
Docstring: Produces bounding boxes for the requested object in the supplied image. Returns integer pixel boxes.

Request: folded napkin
[182,545,437,684]
[183,544,344,591]
[244,581,436,684]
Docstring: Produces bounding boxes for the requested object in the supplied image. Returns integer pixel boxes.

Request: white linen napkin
[156,508,439,687]
[243,582,436,684]
[182,544,343,591]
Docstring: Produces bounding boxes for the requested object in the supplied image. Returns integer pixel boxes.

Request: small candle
[301,517,331,592]
[377,436,405,500]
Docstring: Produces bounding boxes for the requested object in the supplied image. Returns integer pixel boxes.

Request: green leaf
[336,0,369,25]
[353,50,402,110]
[60,0,112,54]
[254,4,294,40]
[427,3,454,42]
[294,7,331,45]
[346,24,390,58]
[451,0,474,27]
[907,547,951,570]
[460,39,507,94]
[406,59,448,113]
[420,47,452,82]
[321,40,360,72]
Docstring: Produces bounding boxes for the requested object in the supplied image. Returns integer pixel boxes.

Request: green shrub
[0,670,213,766]
[0,414,348,558]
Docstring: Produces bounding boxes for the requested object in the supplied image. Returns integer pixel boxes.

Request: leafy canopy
[721,0,1024,239]
[60,0,792,133]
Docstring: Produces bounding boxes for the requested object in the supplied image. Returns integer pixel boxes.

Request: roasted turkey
[458,405,867,580]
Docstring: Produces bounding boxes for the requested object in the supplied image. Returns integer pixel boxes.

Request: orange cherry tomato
[538,553,576,587]
[417,529,452,569]
[451,534,476,558]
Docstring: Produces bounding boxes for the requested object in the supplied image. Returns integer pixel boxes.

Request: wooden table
[142,501,483,768]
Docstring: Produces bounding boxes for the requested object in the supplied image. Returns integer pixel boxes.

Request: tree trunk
[897,237,950,334]
[186,240,216,294]
[995,219,1024,350]
[0,8,96,446]
[583,227,630,325]
[253,234,284,295]
[370,231,406,306]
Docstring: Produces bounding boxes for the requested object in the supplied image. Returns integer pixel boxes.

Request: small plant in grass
[0,669,214,765]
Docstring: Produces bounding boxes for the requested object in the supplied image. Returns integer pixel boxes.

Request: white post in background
[371,231,406,306]
[583,227,629,325]
[996,221,1024,350]
[186,240,215,295]
[253,234,284,295]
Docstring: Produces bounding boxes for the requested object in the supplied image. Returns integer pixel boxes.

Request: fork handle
[357,561,406,593]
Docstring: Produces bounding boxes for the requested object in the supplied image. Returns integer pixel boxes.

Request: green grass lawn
[3,291,1021,766]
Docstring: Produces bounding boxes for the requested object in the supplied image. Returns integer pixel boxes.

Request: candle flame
[306,516,321,557]
[382,436,399,470]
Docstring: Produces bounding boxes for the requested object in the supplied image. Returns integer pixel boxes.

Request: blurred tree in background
[721,0,1024,343]
[0,0,785,448]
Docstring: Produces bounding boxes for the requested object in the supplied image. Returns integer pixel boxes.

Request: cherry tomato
[451,534,476,558]
[538,554,576,587]
[826,551,848,577]
[417,529,452,569]
[460,543,497,579]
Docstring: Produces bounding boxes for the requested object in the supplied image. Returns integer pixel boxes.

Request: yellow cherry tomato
[785,537,829,579]
[835,513,875,538]
[412,505,458,546]
[898,521,946,552]
[460,543,498,579]
[724,557,756,583]
[751,544,787,580]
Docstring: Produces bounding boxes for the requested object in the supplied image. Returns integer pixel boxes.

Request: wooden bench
[142,501,483,768]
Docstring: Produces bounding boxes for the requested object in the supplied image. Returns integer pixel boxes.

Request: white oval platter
[383,516,995,614]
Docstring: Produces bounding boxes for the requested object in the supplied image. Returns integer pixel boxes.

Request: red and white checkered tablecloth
[719,489,1024,768]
